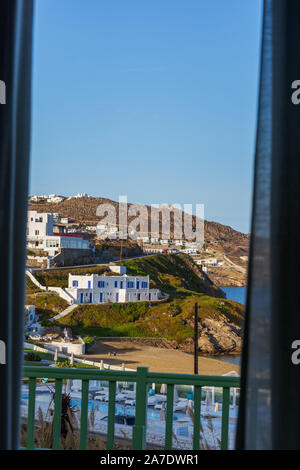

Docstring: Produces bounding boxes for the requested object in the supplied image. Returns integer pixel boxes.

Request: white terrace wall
[26,270,47,291]
[47,286,74,304]
[46,339,85,355]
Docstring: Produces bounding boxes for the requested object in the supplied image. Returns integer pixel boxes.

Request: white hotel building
[27,210,89,255]
[66,267,161,304]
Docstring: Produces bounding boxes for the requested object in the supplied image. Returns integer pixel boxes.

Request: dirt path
[83,339,240,375]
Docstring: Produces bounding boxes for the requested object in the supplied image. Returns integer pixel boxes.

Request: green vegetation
[24,361,51,367]
[122,253,206,293]
[25,292,69,325]
[26,276,42,294]
[82,335,95,351]
[54,254,244,344]
[25,254,244,346]
[56,358,98,369]
[56,359,75,368]
[24,349,54,361]
[34,266,108,288]
[58,293,243,343]
[25,351,42,362]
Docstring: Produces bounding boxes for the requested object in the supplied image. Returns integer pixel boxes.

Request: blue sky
[30,0,262,233]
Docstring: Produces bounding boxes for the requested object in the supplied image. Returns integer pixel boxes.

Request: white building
[196,258,222,267]
[137,236,150,243]
[109,265,127,274]
[25,305,36,327]
[43,234,90,255]
[65,267,161,304]
[200,258,218,265]
[183,248,198,254]
[29,195,47,202]
[27,210,54,240]
[73,193,88,198]
[27,210,89,255]
[144,247,162,254]
[46,336,85,355]
[96,224,119,239]
[25,305,44,334]
[47,194,64,203]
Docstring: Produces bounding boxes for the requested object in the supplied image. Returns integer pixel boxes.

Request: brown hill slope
[30,197,248,252]
[29,196,249,284]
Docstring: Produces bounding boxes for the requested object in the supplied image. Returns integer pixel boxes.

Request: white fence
[24,342,133,371]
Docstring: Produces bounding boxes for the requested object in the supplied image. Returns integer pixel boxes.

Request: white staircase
[26,270,74,305]
[50,304,78,322]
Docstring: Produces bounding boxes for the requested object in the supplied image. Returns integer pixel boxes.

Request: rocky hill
[29,196,249,285]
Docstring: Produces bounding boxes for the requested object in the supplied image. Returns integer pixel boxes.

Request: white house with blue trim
[65,267,161,304]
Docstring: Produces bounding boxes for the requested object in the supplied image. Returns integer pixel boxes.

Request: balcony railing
[23,366,239,450]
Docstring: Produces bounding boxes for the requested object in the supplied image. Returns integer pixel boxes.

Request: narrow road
[223,255,246,274]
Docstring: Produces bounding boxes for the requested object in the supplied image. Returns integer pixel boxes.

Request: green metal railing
[23,366,239,450]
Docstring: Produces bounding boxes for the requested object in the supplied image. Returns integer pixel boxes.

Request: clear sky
[30,0,262,233]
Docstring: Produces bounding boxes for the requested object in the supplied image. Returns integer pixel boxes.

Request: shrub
[56,359,74,368]
[83,336,95,351]
[25,351,42,362]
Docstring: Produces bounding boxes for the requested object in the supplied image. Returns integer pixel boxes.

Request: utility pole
[194,302,198,375]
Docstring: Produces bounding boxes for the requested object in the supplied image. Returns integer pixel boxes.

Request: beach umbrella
[174,386,179,403]
[160,383,167,394]
[66,379,73,393]
[122,363,125,371]
[186,399,194,419]
[160,402,166,421]
[205,389,212,409]
[232,388,237,408]
[70,352,74,365]
[99,360,103,370]
[54,349,58,362]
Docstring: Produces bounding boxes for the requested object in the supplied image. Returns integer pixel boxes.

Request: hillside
[26,276,69,323]
[47,254,245,355]
[121,253,224,298]
[29,196,249,283]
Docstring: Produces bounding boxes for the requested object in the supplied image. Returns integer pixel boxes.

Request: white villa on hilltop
[27,210,89,255]
[65,266,161,304]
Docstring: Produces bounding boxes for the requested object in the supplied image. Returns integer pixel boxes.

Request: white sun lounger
[154,403,163,410]
[173,400,188,412]
[154,394,167,402]
[122,390,135,398]
[147,396,160,406]
[115,393,126,401]
[95,394,108,402]
[125,399,135,406]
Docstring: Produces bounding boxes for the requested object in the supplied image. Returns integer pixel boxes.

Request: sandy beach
[83,339,240,375]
